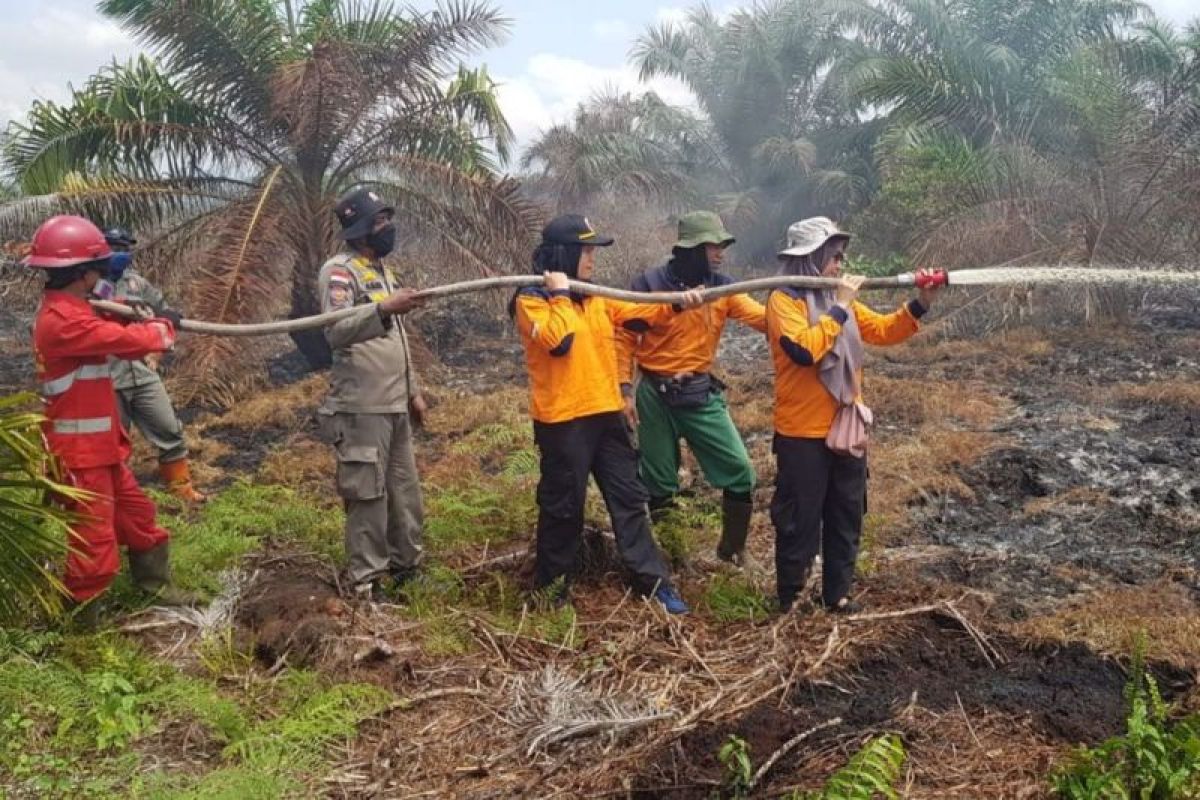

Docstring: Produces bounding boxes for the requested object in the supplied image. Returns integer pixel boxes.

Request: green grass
[103,482,345,608]
[0,628,391,800]
[702,573,772,623]
[472,573,579,648]
[424,484,536,554]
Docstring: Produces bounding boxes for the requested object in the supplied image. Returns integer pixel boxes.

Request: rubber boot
[69,597,105,631]
[128,542,198,606]
[648,495,677,524]
[159,458,207,504]
[716,491,754,565]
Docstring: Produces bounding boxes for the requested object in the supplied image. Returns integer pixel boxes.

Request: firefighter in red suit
[25,215,192,616]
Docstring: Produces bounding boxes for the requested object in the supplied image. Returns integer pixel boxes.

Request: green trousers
[635,380,756,500]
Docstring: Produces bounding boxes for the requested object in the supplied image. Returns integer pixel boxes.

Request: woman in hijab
[767,217,941,613]
[510,214,701,613]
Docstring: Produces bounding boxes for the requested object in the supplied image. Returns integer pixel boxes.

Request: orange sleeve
[515,291,579,353]
[45,311,170,361]
[613,326,640,384]
[604,298,674,328]
[727,293,767,333]
[852,300,921,346]
[768,291,844,367]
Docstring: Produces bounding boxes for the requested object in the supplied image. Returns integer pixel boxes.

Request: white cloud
[592,18,633,40]
[495,52,696,156]
[0,2,138,126]
[655,7,691,26]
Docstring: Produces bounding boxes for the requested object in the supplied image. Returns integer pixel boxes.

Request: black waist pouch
[647,373,721,409]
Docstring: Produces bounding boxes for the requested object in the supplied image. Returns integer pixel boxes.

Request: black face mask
[366,225,396,258]
[670,246,711,287]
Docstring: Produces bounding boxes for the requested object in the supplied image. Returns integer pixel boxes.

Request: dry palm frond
[505,666,673,756]
[175,169,289,407]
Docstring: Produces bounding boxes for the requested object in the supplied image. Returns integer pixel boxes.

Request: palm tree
[1,0,540,401]
[631,0,872,257]
[521,90,704,212]
[841,0,1200,269]
[0,393,83,623]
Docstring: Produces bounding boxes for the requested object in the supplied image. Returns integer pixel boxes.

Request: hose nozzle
[910,268,948,289]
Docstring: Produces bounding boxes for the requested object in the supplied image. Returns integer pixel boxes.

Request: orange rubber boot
[159,458,207,504]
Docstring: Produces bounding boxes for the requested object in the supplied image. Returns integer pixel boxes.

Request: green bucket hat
[674,211,735,250]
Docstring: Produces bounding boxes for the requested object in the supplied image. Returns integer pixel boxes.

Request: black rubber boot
[716,491,754,564]
[128,543,198,606]
[648,494,677,524]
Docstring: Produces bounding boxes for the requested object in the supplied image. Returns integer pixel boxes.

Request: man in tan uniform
[102,227,206,503]
[318,188,427,599]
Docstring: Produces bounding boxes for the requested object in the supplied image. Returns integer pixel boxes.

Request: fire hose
[89,270,951,335]
[89,265,1200,336]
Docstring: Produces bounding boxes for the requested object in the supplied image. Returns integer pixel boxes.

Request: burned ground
[2,295,1199,798]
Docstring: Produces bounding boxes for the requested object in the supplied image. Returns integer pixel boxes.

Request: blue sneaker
[653,585,690,615]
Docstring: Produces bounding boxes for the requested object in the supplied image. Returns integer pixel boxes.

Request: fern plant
[1052,641,1200,799]
[816,735,907,800]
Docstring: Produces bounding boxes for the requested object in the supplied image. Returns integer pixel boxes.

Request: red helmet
[23,215,112,269]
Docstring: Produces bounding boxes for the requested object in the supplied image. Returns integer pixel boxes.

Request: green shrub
[1052,644,1200,799]
[719,734,754,797]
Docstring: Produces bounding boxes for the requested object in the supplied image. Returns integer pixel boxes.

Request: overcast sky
[1,0,1195,159]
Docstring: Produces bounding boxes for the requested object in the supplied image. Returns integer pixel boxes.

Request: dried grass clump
[198,374,327,432]
[1112,380,1200,411]
[256,436,336,493]
[423,386,529,437]
[870,430,1004,527]
[1014,583,1200,667]
[1022,487,1111,518]
[870,376,1008,428]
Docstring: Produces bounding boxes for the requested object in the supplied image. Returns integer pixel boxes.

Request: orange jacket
[767,288,925,438]
[34,291,172,469]
[615,265,766,380]
[515,289,674,424]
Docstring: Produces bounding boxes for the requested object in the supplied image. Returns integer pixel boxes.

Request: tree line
[0,0,1197,398]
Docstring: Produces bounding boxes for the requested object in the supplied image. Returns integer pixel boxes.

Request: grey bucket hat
[778,216,850,258]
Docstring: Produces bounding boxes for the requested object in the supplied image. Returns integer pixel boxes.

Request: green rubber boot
[128,543,198,606]
[716,492,754,565]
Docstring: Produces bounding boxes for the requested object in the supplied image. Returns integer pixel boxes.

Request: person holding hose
[511,214,702,613]
[26,215,192,622]
[101,227,206,503]
[318,187,428,601]
[615,211,766,565]
[768,217,941,613]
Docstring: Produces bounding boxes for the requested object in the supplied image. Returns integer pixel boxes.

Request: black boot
[648,494,677,524]
[716,491,754,564]
[129,543,198,606]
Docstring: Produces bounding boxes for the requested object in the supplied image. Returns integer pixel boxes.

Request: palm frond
[174,169,289,406]
[0,393,88,622]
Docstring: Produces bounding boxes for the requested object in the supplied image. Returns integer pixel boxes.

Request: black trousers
[533,411,670,594]
[770,434,867,607]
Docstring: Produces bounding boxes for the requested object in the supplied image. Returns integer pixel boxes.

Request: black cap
[541,214,614,247]
[102,226,137,248]
[334,187,394,241]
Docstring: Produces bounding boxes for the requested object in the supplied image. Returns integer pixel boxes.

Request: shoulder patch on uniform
[329,268,352,284]
[328,283,352,307]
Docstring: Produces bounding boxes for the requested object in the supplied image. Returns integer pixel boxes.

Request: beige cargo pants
[324,412,425,585]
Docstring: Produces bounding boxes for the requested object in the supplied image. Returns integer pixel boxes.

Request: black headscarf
[668,245,711,287]
[508,243,585,318]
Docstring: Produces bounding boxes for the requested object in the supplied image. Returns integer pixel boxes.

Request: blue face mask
[108,251,133,281]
